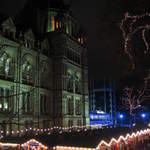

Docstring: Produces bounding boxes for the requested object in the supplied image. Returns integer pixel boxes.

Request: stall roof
[0,126,146,148]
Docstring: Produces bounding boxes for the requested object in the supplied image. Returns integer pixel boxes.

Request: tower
[45,1,89,127]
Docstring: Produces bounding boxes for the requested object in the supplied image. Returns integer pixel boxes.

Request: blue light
[119,114,124,119]
[141,113,146,118]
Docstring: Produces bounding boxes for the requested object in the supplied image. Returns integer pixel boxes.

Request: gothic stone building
[0,0,89,131]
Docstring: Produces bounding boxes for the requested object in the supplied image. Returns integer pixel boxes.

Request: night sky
[0,0,150,82]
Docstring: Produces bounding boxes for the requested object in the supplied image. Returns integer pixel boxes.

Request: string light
[96,128,150,149]
[120,12,150,69]
[0,124,105,137]
[0,128,149,149]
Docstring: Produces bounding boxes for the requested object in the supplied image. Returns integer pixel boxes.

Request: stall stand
[20,139,48,150]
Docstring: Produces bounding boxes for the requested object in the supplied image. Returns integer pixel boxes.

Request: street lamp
[119,114,124,127]
[141,113,147,124]
[119,114,124,119]
[141,113,146,118]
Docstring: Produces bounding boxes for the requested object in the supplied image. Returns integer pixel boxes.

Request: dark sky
[72,0,123,80]
[0,0,149,82]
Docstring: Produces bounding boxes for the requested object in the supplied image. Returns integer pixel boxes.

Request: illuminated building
[0,0,89,130]
[89,79,117,125]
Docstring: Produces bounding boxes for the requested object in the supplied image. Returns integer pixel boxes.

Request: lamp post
[141,113,146,124]
[119,114,124,127]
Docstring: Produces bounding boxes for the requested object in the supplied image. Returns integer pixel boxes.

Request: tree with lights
[120,12,150,72]
[122,86,146,125]
[120,12,150,126]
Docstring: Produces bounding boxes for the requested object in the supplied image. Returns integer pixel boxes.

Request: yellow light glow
[96,129,150,149]
[55,146,96,150]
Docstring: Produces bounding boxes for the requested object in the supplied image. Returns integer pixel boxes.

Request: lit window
[56,21,62,29]
[5,58,10,75]
[78,38,81,43]
[4,102,8,109]
[56,21,59,29]
[78,37,84,44]
[51,16,55,31]
[81,37,84,44]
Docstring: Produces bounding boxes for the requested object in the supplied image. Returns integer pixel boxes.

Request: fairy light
[0,128,149,149]
[120,12,150,69]
[0,124,104,137]
[55,146,96,150]
[20,139,48,149]
[96,129,150,149]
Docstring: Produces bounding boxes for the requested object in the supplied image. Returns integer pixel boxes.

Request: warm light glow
[51,16,55,31]
[55,146,96,150]
[21,139,48,149]
[96,129,150,149]
[1,143,19,147]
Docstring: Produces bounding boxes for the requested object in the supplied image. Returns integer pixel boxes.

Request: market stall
[20,139,48,150]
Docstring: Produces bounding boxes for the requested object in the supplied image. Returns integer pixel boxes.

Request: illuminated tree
[122,86,146,115]
[120,12,150,71]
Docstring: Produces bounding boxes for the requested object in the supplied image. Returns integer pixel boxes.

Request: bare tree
[122,86,146,115]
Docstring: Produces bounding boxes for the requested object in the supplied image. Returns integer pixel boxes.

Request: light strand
[120,12,150,69]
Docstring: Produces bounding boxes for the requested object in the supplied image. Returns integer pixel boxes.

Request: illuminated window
[81,37,84,44]
[66,21,72,35]
[0,53,13,77]
[48,11,57,32]
[56,21,59,29]
[78,37,81,43]
[56,21,62,29]
[51,16,55,31]
[78,37,84,44]
[0,88,12,112]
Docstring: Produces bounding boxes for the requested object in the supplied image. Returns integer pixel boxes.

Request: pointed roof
[1,17,16,30]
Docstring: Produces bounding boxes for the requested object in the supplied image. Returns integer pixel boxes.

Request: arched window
[0,52,13,78]
[40,94,47,114]
[76,98,81,115]
[48,11,57,32]
[56,20,61,29]
[5,58,10,75]
[40,61,49,88]
[67,70,73,92]
[78,36,84,45]
[0,88,4,111]
[22,60,32,84]
[75,73,81,94]
[68,97,74,115]
[22,92,32,114]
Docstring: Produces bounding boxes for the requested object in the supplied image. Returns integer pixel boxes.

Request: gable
[1,17,16,32]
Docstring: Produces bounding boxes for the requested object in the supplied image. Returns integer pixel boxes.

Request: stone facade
[0,0,89,130]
